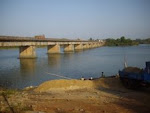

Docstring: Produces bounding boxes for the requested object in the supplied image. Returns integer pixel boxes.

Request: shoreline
[0,77,150,113]
[0,76,118,90]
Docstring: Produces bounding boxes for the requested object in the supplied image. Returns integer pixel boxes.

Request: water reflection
[48,54,61,68]
[20,59,36,75]
[0,45,150,89]
[63,52,74,60]
[74,50,84,54]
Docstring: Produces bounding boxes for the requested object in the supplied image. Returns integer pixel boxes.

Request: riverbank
[0,77,150,113]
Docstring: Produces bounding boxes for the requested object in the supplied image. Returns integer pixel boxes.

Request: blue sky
[0,0,150,39]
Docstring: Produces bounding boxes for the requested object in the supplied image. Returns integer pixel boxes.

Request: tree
[120,36,125,42]
[105,36,139,46]
[89,38,93,41]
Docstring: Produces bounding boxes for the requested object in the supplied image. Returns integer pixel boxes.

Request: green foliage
[105,36,139,46]
[135,38,150,44]
[89,38,93,41]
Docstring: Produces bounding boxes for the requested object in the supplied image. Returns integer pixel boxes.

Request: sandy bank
[34,77,126,92]
[1,77,150,113]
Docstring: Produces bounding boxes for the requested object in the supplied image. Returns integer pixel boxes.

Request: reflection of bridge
[0,36,105,58]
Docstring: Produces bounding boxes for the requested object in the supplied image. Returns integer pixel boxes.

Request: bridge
[0,36,105,58]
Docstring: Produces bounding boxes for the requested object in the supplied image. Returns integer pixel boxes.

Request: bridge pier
[89,44,93,49]
[64,44,74,52]
[94,44,97,48]
[83,44,89,49]
[99,43,103,46]
[19,46,36,58]
[47,44,60,53]
[74,44,83,51]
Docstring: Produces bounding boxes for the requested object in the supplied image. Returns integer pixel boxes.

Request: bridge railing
[0,36,99,42]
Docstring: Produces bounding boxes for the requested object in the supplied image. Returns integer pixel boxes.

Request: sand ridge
[34,77,127,92]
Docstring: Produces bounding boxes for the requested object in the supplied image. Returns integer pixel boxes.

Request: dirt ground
[0,77,150,113]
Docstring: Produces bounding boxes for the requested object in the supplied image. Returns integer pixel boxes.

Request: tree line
[135,38,150,44]
[104,36,150,46]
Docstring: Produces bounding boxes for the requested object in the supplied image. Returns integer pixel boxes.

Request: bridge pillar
[19,46,36,58]
[89,44,92,48]
[83,44,86,49]
[47,44,60,53]
[64,44,74,52]
[96,43,99,47]
[99,43,102,46]
[98,43,102,47]
[94,44,98,48]
[89,44,93,48]
[74,44,83,50]
[83,44,90,49]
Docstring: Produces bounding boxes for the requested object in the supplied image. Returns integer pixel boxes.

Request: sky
[0,0,150,39]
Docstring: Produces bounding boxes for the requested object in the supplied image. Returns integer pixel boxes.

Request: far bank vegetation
[105,36,139,46]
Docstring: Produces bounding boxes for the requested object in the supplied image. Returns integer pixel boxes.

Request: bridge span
[0,36,105,58]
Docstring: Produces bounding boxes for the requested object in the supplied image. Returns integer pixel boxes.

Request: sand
[34,77,126,92]
[0,77,150,113]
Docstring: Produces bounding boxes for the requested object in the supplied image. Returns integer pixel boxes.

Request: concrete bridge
[0,36,105,58]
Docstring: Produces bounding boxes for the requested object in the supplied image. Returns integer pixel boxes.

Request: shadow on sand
[92,77,150,113]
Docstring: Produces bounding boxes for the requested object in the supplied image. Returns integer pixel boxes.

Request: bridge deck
[0,36,101,47]
[0,36,105,58]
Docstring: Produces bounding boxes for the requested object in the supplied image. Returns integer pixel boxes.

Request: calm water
[0,45,150,89]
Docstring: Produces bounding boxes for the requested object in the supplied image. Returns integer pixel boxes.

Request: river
[0,44,150,89]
